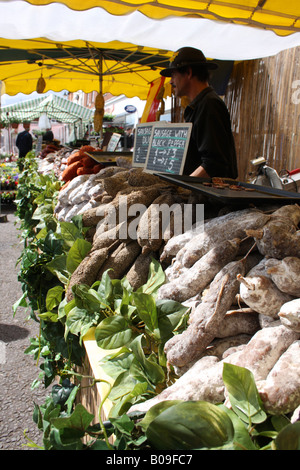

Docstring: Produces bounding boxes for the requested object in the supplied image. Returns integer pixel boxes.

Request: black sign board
[145,123,192,175]
[132,123,154,167]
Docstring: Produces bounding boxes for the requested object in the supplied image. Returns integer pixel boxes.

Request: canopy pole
[98,53,103,95]
[98,54,103,140]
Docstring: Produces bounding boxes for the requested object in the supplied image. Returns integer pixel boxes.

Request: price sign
[107,133,121,151]
[132,123,154,167]
[144,123,192,175]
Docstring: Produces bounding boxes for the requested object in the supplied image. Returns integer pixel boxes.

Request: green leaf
[51,403,94,435]
[145,401,234,450]
[137,258,165,295]
[95,315,133,349]
[110,414,135,436]
[39,311,59,322]
[110,381,149,418]
[271,414,291,433]
[156,299,189,342]
[95,269,113,300]
[275,422,300,450]
[108,370,140,401]
[222,363,267,425]
[139,400,181,432]
[46,254,69,284]
[56,220,83,247]
[133,292,158,332]
[99,348,133,380]
[66,238,92,274]
[58,296,75,322]
[218,405,258,450]
[130,336,165,385]
[65,306,96,342]
[43,231,64,256]
[13,292,28,315]
[46,285,64,311]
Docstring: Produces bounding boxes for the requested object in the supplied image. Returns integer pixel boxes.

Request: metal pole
[98,54,103,141]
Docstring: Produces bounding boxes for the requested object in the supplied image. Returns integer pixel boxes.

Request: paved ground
[0,206,48,450]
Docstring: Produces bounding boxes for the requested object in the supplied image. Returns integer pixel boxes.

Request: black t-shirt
[43,130,54,142]
[16,130,33,158]
[183,87,238,179]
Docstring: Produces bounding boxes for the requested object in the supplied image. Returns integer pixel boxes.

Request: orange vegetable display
[77,166,95,176]
[66,152,81,165]
[93,163,105,173]
[79,145,96,156]
[61,160,83,182]
[81,156,95,168]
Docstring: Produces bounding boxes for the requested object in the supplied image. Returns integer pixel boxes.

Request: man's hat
[160,47,217,77]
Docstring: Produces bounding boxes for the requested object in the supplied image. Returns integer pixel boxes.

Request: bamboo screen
[224,46,300,182]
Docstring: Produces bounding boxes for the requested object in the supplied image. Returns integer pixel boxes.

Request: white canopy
[0,1,300,61]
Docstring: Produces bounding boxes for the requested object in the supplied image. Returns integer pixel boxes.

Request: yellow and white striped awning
[1,1,300,96]
[8,0,300,36]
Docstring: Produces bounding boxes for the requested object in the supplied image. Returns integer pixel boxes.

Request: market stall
[2,0,300,451]
[11,141,300,449]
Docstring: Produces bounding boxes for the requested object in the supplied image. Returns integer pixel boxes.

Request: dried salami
[246,204,300,259]
[157,238,241,303]
[164,257,247,367]
[278,298,300,333]
[178,208,271,269]
[257,340,300,415]
[266,257,300,297]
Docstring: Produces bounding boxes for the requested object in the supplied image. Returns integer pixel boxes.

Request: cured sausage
[136,192,178,254]
[266,257,300,297]
[66,247,111,301]
[164,257,247,367]
[130,325,299,414]
[237,258,293,318]
[246,204,300,259]
[278,298,300,333]
[157,238,241,303]
[178,208,271,269]
[238,274,293,318]
[257,340,300,415]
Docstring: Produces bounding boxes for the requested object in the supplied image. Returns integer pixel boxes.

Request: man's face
[170,70,189,97]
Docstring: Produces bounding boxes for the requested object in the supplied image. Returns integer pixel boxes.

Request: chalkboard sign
[144,123,192,175]
[132,123,154,167]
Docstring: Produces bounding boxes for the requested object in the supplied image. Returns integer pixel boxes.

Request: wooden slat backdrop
[224,46,300,182]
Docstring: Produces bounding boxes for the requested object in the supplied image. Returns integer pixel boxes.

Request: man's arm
[189,165,210,178]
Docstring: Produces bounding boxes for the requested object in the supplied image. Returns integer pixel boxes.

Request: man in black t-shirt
[160,47,238,179]
[16,121,33,158]
[43,128,54,143]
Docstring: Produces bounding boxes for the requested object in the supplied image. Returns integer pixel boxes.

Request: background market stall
[0,93,95,153]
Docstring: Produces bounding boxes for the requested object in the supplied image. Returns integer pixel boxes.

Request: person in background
[16,121,33,170]
[160,47,238,179]
[121,127,135,150]
[43,128,54,143]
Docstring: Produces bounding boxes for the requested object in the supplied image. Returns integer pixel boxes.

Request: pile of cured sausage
[42,151,300,418]
[130,204,300,417]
